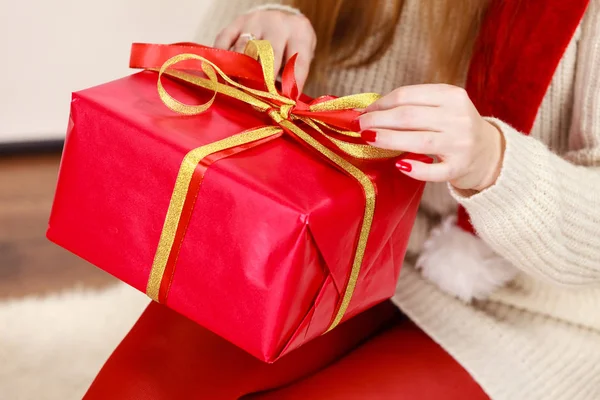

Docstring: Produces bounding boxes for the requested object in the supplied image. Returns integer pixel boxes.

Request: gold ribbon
[146,40,399,332]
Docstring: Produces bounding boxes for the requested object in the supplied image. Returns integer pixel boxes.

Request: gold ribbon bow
[146,40,401,332]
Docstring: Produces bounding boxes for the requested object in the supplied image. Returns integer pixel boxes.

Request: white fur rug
[0,283,149,400]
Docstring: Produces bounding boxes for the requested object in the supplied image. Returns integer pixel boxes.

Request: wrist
[476,119,505,191]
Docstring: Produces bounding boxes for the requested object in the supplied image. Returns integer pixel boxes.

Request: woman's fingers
[231,17,265,53]
[359,106,445,132]
[269,35,289,77]
[362,129,448,154]
[214,10,316,87]
[395,159,454,182]
[284,39,314,93]
[358,83,497,189]
[214,23,243,50]
[365,84,466,112]
[231,33,259,53]
[283,16,316,93]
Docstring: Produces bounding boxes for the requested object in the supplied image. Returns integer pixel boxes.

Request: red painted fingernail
[351,117,362,131]
[396,160,412,172]
[361,130,377,142]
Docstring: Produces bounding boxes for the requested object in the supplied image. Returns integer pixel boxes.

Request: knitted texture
[194,1,600,398]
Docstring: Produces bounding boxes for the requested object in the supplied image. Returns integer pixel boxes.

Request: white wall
[0,0,215,143]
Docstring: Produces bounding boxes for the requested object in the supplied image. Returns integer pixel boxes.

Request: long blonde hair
[292,0,489,84]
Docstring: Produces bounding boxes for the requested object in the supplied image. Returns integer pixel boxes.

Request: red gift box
[48,41,428,362]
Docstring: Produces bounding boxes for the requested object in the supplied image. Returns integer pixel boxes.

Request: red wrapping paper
[48,46,428,362]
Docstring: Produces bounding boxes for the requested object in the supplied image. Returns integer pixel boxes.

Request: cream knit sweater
[195,1,600,398]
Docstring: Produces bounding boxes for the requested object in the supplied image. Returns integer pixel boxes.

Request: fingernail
[351,117,362,131]
[396,160,412,172]
[361,130,377,142]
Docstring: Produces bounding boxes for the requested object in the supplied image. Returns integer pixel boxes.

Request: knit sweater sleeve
[451,2,600,287]
[193,0,286,45]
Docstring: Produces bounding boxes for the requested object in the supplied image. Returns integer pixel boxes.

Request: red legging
[85,302,488,400]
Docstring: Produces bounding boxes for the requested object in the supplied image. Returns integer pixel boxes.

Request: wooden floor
[0,152,116,300]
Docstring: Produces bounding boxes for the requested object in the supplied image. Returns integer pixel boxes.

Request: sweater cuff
[450,117,600,286]
[245,4,303,16]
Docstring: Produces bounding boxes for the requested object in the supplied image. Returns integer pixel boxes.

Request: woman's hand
[214,9,317,93]
[360,84,505,192]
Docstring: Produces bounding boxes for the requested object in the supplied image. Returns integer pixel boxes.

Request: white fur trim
[416,216,519,302]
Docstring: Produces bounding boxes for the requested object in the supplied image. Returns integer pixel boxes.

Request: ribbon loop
[157,53,219,115]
